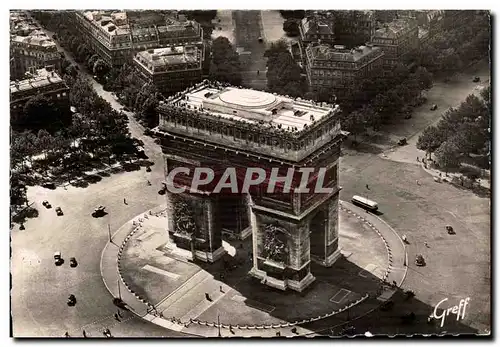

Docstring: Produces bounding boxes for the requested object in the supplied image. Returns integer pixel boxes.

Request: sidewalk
[100,202,407,337]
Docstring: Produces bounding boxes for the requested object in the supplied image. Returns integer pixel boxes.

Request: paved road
[13,14,490,336]
[11,16,189,338]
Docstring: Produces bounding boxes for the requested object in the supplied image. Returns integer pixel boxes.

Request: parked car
[122,106,130,112]
[42,200,51,208]
[54,251,63,266]
[430,104,438,111]
[258,37,263,42]
[473,76,480,82]
[398,138,407,146]
[69,257,78,268]
[42,182,56,189]
[55,207,63,216]
[446,225,455,235]
[137,149,148,159]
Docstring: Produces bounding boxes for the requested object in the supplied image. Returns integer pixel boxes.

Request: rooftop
[10,68,64,94]
[11,34,57,48]
[301,17,334,38]
[166,83,339,131]
[374,18,417,38]
[307,44,382,62]
[81,10,199,37]
[135,45,201,68]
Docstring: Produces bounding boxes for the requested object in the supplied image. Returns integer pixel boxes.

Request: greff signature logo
[432,297,470,328]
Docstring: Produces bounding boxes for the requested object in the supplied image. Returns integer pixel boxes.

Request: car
[55,207,63,216]
[42,200,51,208]
[473,76,480,82]
[258,37,263,42]
[398,138,407,146]
[54,251,63,266]
[69,257,77,268]
[67,294,76,306]
[137,149,148,159]
[430,104,438,111]
[415,254,426,267]
[92,205,106,217]
[122,106,130,112]
[446,225,455,235]
[42,182,56,189]
[158,188,166,195]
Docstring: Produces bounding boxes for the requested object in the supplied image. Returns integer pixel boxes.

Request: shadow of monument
[191,243,481,336]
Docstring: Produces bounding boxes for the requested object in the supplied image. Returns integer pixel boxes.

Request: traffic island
[100,201,407,336]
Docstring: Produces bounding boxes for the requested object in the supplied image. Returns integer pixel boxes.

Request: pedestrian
[392,280,397,287]
[366,184,370,190]
[220,285,224,293]
[276,331,281,337]
[82,330,87,338]
[424,241,429,248]
[205,292,211,301]
[416,180,420,185]
[417,156,419,162]
[123,198,127,204]
[114,313,120,321]
[64,331,70,338]
[257,70,260,75]
[117,310,122,318]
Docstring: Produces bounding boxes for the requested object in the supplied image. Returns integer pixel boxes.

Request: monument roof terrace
[166,83,339,132]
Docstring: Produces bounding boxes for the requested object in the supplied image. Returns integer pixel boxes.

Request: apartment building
[371,17,419,69]
[333,10,376,48]
[10,66,70,117]
[298,15,335,65]
[133,45,203,95]
[74,10,204,67]
[305,43,384,98]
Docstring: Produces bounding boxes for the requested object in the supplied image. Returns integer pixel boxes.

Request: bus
[352,195,378,212]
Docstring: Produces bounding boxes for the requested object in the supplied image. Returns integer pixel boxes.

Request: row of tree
[10,72,142,209]
[209,36,242,86]
[265,40,306,97]
[417,86,490,172]
[411,11,490,79]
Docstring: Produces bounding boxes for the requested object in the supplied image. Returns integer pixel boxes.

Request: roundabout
[100,201,407,337]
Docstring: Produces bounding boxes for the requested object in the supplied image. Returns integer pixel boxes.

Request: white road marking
[330,288,351,303]
[142,265,180,280]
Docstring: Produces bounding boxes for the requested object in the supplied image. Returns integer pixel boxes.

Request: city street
[11,13,490,337]
[11,16,186,337]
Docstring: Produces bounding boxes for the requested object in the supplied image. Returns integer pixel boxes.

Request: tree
[417,126,444,159]
[342,109,366,140]
[283,18,300,36]
[18,94,62,131]
[414,67,433,93]
[435,140,461,172]
[93,59,109,80]
[87,54,100,70]
[209,37,242,85]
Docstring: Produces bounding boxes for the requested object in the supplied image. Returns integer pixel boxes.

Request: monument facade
[154,80,347,292]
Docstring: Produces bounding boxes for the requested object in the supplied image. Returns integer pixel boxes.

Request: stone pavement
[100,201,407,337]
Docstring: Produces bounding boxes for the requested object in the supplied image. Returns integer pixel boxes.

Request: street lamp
[217,313,221,337]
